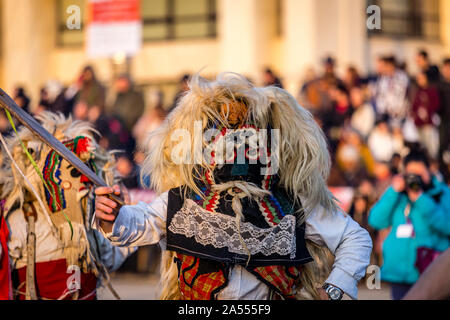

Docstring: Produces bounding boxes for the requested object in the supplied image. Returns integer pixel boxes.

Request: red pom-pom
[75,137,91,155]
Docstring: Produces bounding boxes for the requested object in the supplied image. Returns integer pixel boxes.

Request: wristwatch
[322,283,344,300]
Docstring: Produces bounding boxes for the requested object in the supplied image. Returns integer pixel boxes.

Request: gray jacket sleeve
[92,192,168,248]
[305,204,373,299]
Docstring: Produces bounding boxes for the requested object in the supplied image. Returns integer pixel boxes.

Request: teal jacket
[368,177,450,284]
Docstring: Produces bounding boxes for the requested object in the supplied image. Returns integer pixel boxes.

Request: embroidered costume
[0,113,134,300]
[95,73,372,300]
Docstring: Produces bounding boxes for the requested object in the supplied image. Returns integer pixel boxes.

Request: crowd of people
[0,66,172,192]
[298,50,450,299]
[1,48,449,299]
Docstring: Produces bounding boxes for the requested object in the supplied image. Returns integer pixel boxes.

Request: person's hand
[95,185,123,233]
[392,174,405,193]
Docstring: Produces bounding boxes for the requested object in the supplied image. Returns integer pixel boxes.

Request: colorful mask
[42,136,97,213]
[0,113,115,272]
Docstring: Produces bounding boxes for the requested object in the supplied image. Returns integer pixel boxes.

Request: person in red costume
[0,112,134,300]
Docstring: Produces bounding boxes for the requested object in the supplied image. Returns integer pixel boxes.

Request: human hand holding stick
[95,185,128,233]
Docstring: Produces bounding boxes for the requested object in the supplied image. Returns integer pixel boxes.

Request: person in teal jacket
[369,150,450,300]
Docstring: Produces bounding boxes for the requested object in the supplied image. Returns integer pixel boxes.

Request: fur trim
[0,112,115,274]
[142,73,338,299]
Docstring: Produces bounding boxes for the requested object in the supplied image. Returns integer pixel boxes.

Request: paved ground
[98,273,160,300]
[98,273,392,300]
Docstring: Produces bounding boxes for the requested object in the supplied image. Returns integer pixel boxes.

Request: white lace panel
[168,199,297,259]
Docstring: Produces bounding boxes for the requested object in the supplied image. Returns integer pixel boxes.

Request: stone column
[440,0,450,56]
[282,0,318,93]
[335,0,368,74]
[1,0,55,105]
[218,0,276,84]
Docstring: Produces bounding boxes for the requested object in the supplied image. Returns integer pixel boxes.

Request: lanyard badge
[396,203,415,238]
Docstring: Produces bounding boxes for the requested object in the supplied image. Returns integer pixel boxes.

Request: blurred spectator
[369,150,450,300]
[438,58,450,182]
[73,100,89,122]
[368,119,396,162]
[133,92,167,165]
[331,129,374,187]
[398,61,409,74]
[321,56,344,88]
[169,74,190,112]
[73,101,135,155]
[350,86,375,139]
[133,105,166,147]
[392,126,407,156]
[263,68,283,88]
[74,65,105,111]
[33,87,51,116]
[321,83,352,154]
[372,56,409,126]
[297,67,317,107]
[298,67,317,94]
[358,178,377,203]
[349,191,371,229]
[299,75,332,121]
[300,57,345,122]
[0,111,11,135]
[343,65,362,90]
[372,161,393,197]
[44,80,75,116]
[110,74,145,132]
[416,49,441,85]
[116,155,140,189]
[389,153,402,175]
[366,56,385,88]
[13,87,31,113]
[349,190,378,264]
[411,71,440,159]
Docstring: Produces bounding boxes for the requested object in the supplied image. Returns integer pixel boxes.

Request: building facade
[1,0,449,107]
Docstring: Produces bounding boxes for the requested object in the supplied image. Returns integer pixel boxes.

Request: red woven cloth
[16,259,97,300]
[0,212,12,300]
[252,265,302,299]
[176,254,227,300]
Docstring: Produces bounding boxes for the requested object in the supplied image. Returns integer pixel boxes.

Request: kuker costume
[94,74,372,300]
[0,113,133,300]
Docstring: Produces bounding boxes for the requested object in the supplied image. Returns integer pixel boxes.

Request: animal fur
[0,112,116,273]
[141,73,338,299]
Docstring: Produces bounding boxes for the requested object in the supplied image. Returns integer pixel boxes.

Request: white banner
[86,0,142,58]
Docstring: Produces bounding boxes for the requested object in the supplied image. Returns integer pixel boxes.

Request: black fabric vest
[166,186,313,268]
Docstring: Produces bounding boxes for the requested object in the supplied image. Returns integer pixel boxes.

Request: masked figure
[94,73,372,300]
[0,112,134,300]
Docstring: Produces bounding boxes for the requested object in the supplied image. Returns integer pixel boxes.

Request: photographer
[368,150,450,300]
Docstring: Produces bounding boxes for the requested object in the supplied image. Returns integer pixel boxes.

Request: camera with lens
[404,173,423,192]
